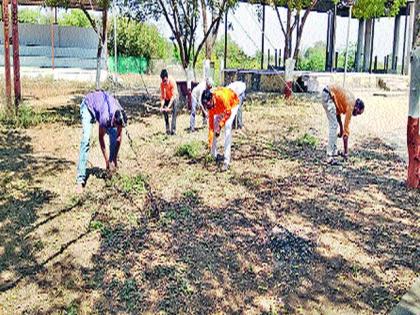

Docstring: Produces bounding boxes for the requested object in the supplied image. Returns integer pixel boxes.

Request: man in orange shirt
[201,87,240,171]
[160,69,179,135]
[321,84,365,164]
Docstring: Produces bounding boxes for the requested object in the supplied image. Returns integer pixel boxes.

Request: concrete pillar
[325,11,331,71]
[330,6,337,71]
[392,15,401,72]
[260,4,265,70]
[355,19,365,72]
[363,19,373,72]
[404,1,416,75]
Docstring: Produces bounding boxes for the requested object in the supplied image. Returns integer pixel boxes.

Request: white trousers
[321,90,338,157]
[190,97,207,130]
[211,105,240,165]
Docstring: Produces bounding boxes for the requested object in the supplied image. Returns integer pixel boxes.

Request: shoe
[215,154,224,163]
[171,131,176,135]
[166,130,170,135]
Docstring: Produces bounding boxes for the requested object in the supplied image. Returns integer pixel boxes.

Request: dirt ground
[0,78,418,315]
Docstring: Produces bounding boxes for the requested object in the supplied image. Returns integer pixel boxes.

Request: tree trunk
[355,19,365,72]
[2,0,12,110]
[391,15,401,72]
[11,0,21,110]
[283,8,291,62]
[201,0,210,59]
[363,18,373,72]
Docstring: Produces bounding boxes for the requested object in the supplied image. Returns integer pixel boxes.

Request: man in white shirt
[190,77,214,132]
[227,81,246,129]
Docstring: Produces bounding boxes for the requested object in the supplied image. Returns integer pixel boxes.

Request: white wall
[0,23,98,49]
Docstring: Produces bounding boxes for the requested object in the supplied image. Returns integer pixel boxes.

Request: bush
[108,17,171,61]
[297,41,326,72]
[58,9,91,28]
[18,8,50,24]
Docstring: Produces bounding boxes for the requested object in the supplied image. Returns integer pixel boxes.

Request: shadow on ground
[54,135,417,314]
[0,129,76,291]
[1,125,417,314]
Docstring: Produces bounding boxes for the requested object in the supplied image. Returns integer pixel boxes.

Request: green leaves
[107,17,171,60]
[353,0,407,19]
[59,9,92,27]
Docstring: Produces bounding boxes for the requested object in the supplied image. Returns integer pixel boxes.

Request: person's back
[227,81,246,97]
[328,85,355,115]
[210,87,239,116]
[227,81,246,129]
[192,81,207,102]
[84,91,121,128]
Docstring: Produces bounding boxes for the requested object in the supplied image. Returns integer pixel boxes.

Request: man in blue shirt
[76,90,127,193]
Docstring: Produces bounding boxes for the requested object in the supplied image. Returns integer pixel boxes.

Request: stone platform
[223,69,410,93]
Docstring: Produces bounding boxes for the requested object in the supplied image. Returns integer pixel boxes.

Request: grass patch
[0,104,58,128]
[111,174,147,195]
[64,301,80,315]
[182,189,199,203]
[296,133,318,148]
[175,141,203,159]
[159,206,191,227]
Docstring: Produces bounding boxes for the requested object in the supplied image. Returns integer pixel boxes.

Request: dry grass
[0,78,418,314]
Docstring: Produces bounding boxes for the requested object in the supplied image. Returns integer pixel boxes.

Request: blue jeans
[76,100,117,185]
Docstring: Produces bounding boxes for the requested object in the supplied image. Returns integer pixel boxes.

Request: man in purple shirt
[76,90,127,193]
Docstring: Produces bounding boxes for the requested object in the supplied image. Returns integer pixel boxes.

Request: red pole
[2,0,12,109]
[406,1,419,189]
[11,0,21,109]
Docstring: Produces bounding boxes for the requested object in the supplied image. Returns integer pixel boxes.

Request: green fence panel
[108,56,148,74]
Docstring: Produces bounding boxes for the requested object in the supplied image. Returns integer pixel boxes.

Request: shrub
[18,8,49,24]
[58,9,91,28]
[297,41,326,72]
[107,17,171,60]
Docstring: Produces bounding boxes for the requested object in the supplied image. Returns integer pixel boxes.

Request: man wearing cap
[76,90,128,193]
[227,81,246,129]
[321,84,365,165]
[190,77,213,132]
[160,69,179,135]
[201,87,240,171]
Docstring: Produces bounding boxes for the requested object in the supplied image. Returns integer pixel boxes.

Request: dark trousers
[163,99,177,134]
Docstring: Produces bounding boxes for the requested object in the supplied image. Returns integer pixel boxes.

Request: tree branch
[274,5,287,37]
